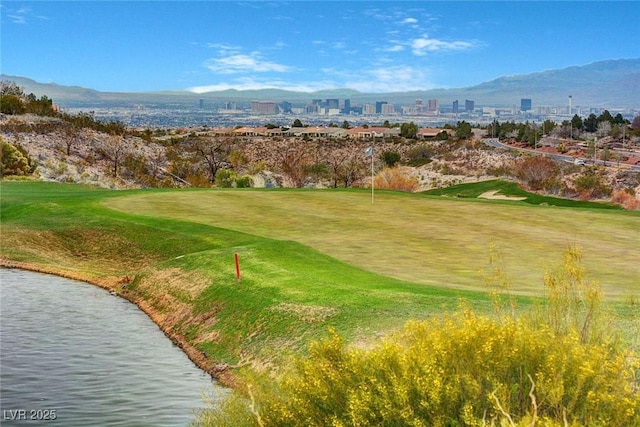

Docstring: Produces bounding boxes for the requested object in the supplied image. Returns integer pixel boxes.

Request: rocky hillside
[2,113,639,209]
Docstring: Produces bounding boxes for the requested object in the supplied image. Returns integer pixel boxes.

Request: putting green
[107,189,640,299]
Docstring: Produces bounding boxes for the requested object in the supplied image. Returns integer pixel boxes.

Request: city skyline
[2,1,638,94]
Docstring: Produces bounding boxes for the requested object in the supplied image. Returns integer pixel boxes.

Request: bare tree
[102,133,126,177]
[62,123,81,156]
[187,136,232,182]
[276,140,311,188]
[597,121,611,138]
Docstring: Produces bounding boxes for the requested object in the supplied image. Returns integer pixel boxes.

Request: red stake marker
[234,253,241,282]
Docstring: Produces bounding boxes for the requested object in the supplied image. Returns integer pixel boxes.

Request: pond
[0,268,222,426]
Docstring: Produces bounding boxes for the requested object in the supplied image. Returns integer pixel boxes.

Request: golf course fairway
[107,187,640,299]
[2,181,639,379]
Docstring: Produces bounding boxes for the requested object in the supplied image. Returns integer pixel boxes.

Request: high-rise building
[375,101,388,114]
[251,101,277,114]
[326,99,339,110]
[452,100,459,114]
[521,98,532,111]
[381,103,395,114]
[428,99,439,112]
[465,100,475,112]
[343,99,351,114]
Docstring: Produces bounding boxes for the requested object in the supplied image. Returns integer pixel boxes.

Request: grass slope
[2,181,638,375]
[1,182,486,372]
[107,185,639,299]
[422,179,622,209]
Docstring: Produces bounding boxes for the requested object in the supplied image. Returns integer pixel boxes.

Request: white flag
[364,146,373,157]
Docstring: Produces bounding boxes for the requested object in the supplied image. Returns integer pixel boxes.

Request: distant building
[428,99,439,113]
[453,100,459,114]
[251,101,277,114]
[375,101,388,114]
[343,99,351,114]
[281,101,292,113]
[363,104,376,115]
[199,99,204,109]
[521,98,532,111]
[325,99,339,110]
[381,103,395,115]
[465,100,475,112]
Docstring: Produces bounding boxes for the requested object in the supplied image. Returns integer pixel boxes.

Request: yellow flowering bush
[251,313,638,427]
[196,247,639,426]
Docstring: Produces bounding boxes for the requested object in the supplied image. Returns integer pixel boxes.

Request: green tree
[613,113,626,125]
[583,113,598,133]
[400,122,418,139]
[292,119,304,128]
[598,110,614,125]
[381,151,400,167]
[571,114,583,131]
[341,120,351,129]
[542,119,556,135]
[454,121,472,139]
[0,95,25,115]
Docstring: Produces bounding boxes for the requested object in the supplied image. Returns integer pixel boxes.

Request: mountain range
[2,59,639,109]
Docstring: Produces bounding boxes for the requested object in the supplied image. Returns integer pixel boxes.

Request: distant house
[346,127,400,139]
[210,127,235,136]
[284,126,347,138]
[232,126,283,137]
[417,128,445,139]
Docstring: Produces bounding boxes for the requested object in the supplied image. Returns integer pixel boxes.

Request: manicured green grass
[107,185,640,300]
[2,181,638,368]
[423,179,622,209]
[1,182,490,365]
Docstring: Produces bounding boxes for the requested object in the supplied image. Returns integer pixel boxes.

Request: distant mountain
[3,59,639,108]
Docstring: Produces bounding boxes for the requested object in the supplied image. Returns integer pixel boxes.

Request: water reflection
[0,269,221,426]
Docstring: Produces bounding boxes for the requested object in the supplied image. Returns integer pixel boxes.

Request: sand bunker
[478,190,527,201]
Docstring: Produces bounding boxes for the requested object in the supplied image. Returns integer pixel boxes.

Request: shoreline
[0,259,236,389]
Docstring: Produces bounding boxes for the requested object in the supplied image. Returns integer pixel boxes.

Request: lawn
[107,184,640,300]
[2,181,639,371]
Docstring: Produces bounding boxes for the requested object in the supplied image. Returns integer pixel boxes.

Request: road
[482,138,640,172]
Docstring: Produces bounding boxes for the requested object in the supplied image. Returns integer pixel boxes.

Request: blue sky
[1,1,638,93]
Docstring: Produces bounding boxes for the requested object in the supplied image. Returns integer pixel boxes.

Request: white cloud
[204,53,292,74]
[411,36,476,55]
[385,45,405,52]
[188,77,336,93]
[7,7,30,24]
[345,65,436,93]
[207,43,242,52]
[401,17,418,25]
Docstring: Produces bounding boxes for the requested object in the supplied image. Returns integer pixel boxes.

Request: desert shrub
[215,168,238,188]
[251,317,638,427]
[304,162,331,181]
[235,175,253,188]
[214,168,253,188]
[572,167,612,199]
[0,139,36,176]
[405,144,434,166]
[611,189,640,210]
[198,248,639,427]
[514,156,559,191]
[381,150,401,167]
[374,167,419,192]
